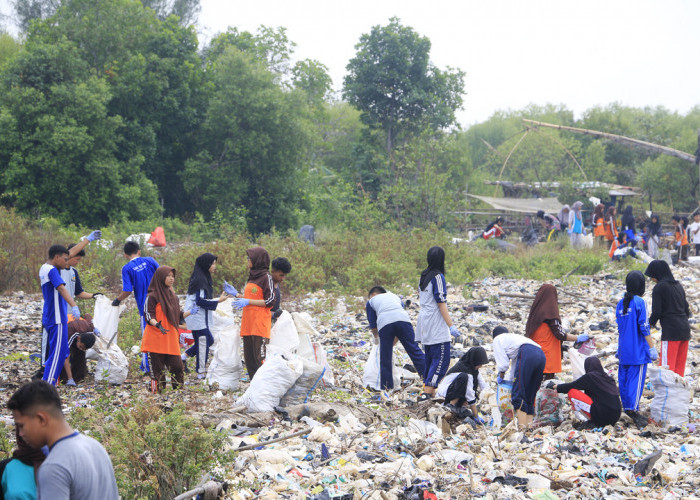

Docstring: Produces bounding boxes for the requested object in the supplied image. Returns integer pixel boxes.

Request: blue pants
[619,364,647,411]
[511,344,546,415]
[424,341,450,388]
[43,324,69,386]
[139,315,150,373]
[378,321,426,390]
[186,328,214,374]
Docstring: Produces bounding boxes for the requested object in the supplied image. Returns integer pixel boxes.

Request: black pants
[243,335,268,379]
[147,352,184,393]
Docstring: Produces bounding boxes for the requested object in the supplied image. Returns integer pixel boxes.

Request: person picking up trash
[436,346,488,424]
[549,357,622,430]
[182,253,229,379]
[525,284,590,380]
[492,326,546,428]
[142,266,197,393]
[416,246,460,400]
[60,314,98,386]
[365,286,426,391]
[615,270,657,428]
[645,259,691,377]
[234,247,276,379]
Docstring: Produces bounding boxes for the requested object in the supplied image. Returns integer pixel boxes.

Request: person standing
[525,284,589,380]
[416,246,460,399]
[270,257,292,320]
[603,206,618,249]
[112,241,159,373]
[689,212,700,256]
[365,286,426,391]
[646,214,662,259]
[671,215,689,262]
[567,201,585,248]
[592,204,607,246]
[234,247,276,379]
[620,206,637,247]
[645,260,691,377]
[182,253,228,379]
[7,381,119,500]
[558,205,570,233]
[61,243,103,305]
[615,270,657,428]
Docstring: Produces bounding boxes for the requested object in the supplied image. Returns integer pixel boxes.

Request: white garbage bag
[279,358,325,406]
[86,295,125,361]
[362,345,401,390]
[93,336,128,385]
[206,300,243,390]
[268,311,299,356]
[236,353,304,413]
[650,366,690,426]
[312,342,335,387]
[291,312,317,360]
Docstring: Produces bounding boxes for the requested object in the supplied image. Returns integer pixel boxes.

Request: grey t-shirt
[38,432,119,500]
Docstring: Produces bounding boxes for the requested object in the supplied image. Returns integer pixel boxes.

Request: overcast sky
[2,0,699,127]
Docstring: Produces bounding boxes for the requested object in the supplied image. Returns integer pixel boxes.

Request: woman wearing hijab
[567,201,585,248]
[645,260,691,376]
[592,204,606,246]
[646,214,662,259]
[672,215,690,262]
[0,427,46,499]
[526,284,589,380]
[553,357,622,429]
[603,206,618,249]
[620,206,637,247]
[615,271,657,427]
[558,205,570,233]
[416,246,460,399]
[233,247,276,379]
[182,253,229,378]
[436,347,489,423]
[143,266,193,393]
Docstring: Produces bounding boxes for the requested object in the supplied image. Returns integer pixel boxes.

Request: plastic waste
[235,353,303,412]
[206,300,242,390]
[650,366,690,426]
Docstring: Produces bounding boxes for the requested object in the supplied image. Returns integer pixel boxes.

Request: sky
[2,0,699,127]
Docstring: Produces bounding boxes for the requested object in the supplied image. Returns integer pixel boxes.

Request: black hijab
[584,357,619,396]
[647,214,661,237]
[621,206,635,231]
[187,253,217,297]
[645,259,676,283]
[622,270,645,314]
[419,246,446,291]
[446,346,489,396]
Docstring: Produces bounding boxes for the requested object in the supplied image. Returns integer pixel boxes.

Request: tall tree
[343,17,465,159]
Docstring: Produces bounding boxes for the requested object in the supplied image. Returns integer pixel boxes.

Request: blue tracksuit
[616,295,651,411]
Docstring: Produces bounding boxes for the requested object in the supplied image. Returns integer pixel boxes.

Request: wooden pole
[234,427,312,452]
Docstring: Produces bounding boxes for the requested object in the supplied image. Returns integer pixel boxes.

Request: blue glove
[449,325,460,337]
[233,298,249,309]
[496,375,505,385]
[649,347,659,361]
[93,327,101,337]
[71,306,80,319]
[66,378,76,386]
[577,334,590,343]
[474,415,486,425]
[223,281,238,296]
[189,305,200,316]
[85,230,101,242]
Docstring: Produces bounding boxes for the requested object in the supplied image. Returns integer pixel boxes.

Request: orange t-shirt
[141,302,181,355]
[676,228,689,246]
[593,217,606,237]
[240,282,272,338]
[603,217,618,241]
[530,322,562,374]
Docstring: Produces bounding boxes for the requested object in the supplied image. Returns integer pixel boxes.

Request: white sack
[206,300,243,390]
[86,295,125,361]
[362,345,401,390]
[267,311,299,357]
[236,353,303,413]
[312,342,335,387]
[93,335,128,385]
[279,358,325,406]
[650,366,690,426]
[291,312,316,361]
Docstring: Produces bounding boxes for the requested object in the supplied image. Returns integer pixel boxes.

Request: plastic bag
[267,311,299,356]
[362,345,402,390]
[236,353,304,413]
[148,226,166,247]
[496,381,514,425]
[86,295,125,360]
[569,349,596,381]
[312,342,335,387]
[291,312,316,360]
[206,300,243,390]
[280,358,325,406]
[532,387,564,427]
[650,366,690,426]
[93,336,128,385]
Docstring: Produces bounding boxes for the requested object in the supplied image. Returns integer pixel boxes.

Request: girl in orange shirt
[672,215,690,261]
[603,206,618,249]
[592,203,606,246]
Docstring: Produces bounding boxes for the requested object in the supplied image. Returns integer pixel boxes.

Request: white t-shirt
[436,372,487,403]
[492,333,540,379]
[688,221,700,244]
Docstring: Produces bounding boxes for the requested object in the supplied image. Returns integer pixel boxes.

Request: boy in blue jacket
[616,270,658,427]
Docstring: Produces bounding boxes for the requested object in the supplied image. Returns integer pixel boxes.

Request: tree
[343,17,465,158]
[141,0,200,25]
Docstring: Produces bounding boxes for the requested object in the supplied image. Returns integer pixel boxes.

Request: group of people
[366,244,691,431]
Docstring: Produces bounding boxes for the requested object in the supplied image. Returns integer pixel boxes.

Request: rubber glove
[93,327,101,337]
[111,298,121,307]
[71,306,80,319]
[155,322,169,335]
[474,415,486,425]
[649,347,659,361]
[233,298,249,309]
[223,281,238,296]
[85,230,101,242]
[449,325,460,337]
[65,378,76,386]
[189,305,200,316]
[92,292,103,299]
[577,334,590,343]
[545,380,557,390]
[496,375,505,385]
